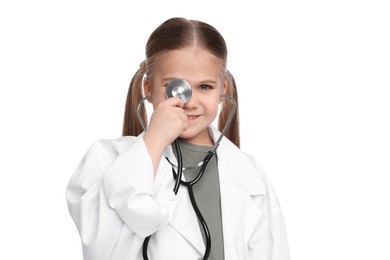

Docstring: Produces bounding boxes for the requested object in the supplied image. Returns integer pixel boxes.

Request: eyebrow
[199,80,218,84]
[162,77,176,83]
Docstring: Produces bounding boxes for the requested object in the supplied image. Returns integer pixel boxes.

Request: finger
[165,96,184,108]
[171,107,188,120]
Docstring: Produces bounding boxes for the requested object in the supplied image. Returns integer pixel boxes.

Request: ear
[219,80,228,103]
[143,77,152,102]
[222,79,227,95]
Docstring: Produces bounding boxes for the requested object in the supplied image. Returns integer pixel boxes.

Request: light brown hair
[122,17,240,147]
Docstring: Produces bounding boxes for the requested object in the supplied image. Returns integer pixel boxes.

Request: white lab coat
[66,126,290,260]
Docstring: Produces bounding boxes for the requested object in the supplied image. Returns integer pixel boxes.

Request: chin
[178,131,197,140]
[179,127,212,145]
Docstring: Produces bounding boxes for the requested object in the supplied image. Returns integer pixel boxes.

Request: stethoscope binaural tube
[137,78,236,260]
[164,78,237,153]
[137,78,237,148]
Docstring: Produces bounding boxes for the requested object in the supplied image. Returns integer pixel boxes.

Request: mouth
[187,115,200,120]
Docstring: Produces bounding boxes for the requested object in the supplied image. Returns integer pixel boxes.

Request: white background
[1,0,389,259]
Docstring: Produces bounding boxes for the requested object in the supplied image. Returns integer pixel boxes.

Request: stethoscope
[137,78,236,260]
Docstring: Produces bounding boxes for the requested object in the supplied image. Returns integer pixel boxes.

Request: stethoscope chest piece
[166,78,192,104]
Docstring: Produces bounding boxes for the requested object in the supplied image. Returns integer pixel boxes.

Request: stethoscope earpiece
[165,78,192,104]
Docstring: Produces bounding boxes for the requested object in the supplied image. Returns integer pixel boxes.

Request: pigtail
[122,62,147,136]
[218,70,240,148]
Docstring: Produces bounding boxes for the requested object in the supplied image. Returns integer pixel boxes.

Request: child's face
[144,46,226,145]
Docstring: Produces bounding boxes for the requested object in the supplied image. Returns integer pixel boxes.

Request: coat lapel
[163,146,206,255]
[211,127,266,259]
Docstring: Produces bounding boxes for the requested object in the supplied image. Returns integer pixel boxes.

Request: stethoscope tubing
[142,139,184,260]
[137,81,237,260]
[170,150,215,259]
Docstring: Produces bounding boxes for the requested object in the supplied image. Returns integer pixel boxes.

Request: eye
[199,84,211,90]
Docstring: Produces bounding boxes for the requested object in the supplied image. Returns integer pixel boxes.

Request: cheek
[205,96,221,117]
[150,90,167,109]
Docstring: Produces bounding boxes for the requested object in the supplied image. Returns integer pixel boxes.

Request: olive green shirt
[173,140,225,260]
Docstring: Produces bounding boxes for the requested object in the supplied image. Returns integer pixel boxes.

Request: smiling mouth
[187,115,200,120]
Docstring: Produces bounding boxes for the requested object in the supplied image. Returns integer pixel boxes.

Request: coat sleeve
[102,136,177,238]
[248,160,291,260]
[66,137,177,259]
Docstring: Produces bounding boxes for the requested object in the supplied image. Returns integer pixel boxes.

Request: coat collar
[162,126,266,257]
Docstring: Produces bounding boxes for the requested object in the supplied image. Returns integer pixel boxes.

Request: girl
[66,17,290,260]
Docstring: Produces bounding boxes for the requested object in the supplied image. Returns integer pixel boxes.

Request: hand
[147,97,189,146]
[143,97,189,173]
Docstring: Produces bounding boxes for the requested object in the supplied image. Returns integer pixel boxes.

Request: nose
[184,88,199,109]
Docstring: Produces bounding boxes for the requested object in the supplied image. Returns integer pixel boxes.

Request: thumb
[166,96,184,108]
